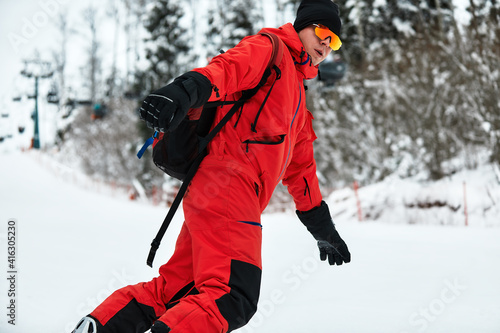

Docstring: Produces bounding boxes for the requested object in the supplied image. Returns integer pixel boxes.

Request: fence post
[128,185,136,201]
[353,181,363,222]
[152,186,158,206]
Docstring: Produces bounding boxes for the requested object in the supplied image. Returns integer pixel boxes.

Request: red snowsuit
[89,23,323,333]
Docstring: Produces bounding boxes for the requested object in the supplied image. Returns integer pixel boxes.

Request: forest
[20,0,499,196]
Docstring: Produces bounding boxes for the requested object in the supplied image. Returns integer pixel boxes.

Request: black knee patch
[215,260,262,332]
[99,299,156,333]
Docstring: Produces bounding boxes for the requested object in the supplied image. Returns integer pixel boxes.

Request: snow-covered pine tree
[311,0,464,185]
[82,5,102,105]
[143,0,190,87]
[52,11,69,112]
[463,0,500,165]
[205,0,263,58]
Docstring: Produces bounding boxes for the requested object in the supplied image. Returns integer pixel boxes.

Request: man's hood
[258,23,319,80]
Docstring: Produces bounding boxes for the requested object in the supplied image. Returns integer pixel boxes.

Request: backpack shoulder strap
[241,32,284,99]
[261,32,284,71]
[202,32,284,145]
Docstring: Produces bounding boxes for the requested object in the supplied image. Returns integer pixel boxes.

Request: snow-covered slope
[329,161,500,228]
[0,151,499,333]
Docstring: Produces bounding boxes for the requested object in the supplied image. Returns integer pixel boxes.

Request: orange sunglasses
[313,24,342,51]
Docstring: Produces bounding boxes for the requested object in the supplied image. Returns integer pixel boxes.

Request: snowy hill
[329,160,500,228]
[1,151,500,332]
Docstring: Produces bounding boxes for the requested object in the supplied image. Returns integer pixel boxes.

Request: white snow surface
[0,150,500,333]
[329,164,500,229]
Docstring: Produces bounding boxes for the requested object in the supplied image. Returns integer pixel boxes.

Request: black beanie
[293,0,341,37]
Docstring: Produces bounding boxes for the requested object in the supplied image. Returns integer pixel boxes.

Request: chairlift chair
[318,60,347,87]
[47,90,60,104]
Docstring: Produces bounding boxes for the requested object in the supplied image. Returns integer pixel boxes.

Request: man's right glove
[140,71,212,132]
[296,201,351,265]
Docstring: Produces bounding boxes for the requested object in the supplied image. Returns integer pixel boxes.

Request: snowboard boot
[151,321,171,332]
[72,316,98,333]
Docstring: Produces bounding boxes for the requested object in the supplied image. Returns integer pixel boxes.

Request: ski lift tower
[20,59,53,149]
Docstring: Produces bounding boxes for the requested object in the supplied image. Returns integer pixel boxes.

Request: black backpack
[138,32,284,267]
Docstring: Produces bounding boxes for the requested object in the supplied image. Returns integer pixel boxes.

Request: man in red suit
[72,1,350,332]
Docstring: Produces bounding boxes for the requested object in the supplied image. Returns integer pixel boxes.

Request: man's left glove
[140,71,212,132]
[297,201,351,266]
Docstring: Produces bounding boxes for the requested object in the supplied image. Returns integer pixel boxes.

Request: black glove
[297,201,351,265]
[140,71,212,132]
